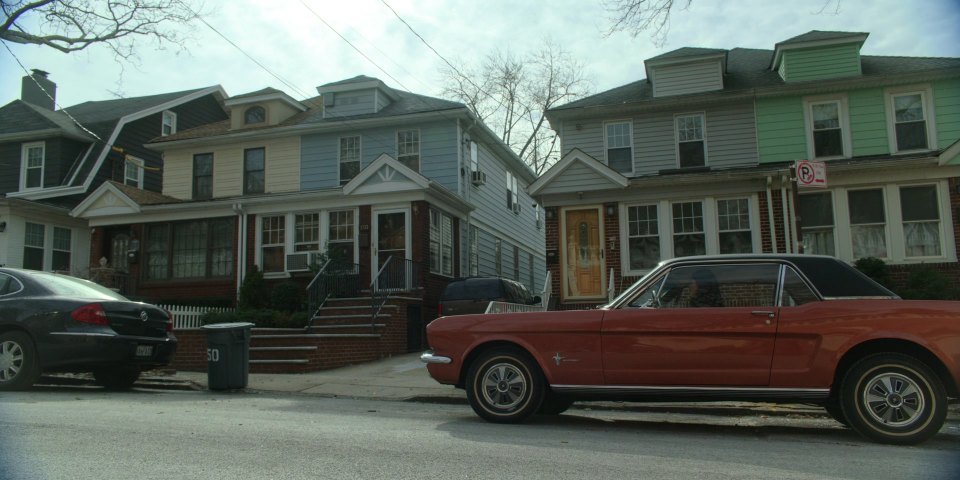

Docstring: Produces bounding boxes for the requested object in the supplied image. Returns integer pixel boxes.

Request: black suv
[439,277,541,316]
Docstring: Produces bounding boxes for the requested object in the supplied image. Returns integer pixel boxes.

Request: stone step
[249,359,309,365]
[308,324,386,330]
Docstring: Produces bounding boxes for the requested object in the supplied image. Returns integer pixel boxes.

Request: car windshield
[27,271,129,301]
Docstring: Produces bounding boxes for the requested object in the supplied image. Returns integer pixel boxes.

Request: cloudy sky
[2,0,959,108]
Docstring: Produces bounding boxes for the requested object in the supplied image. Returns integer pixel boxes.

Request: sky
[1,0,959,109]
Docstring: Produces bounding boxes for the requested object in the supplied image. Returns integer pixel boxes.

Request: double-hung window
[124,159,142,188]
[23,222,44,270]
[848,189,887,259]
[162,111,177,136]
[328,210,355,263]
[21,142,44,190]
[261,216,285,273]
[717,198,752,254]
[900,185,941,257]
[605,121,633,174]
[193,153,213,200]
[672,201,706,257]
[675,114,706,168]
[626,204,660,270]
[807,99,847,158]
[52,227,71,271]
[798,192,836,256]
[429,209,453,276]
[294,213,320,252]
[469,226,479,276]
[397,129,420,172]
[339,136,361,185]
[506,172,519,211]
[887,89,934,153]
[244,147,265,194]
[495,238,502,276]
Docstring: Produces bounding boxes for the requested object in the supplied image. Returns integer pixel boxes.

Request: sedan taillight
[71,303,108,326]
[162,309,174,333]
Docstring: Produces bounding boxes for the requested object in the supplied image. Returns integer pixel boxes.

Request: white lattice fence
[156,304,234,329]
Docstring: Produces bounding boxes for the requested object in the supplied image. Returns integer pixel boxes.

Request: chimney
[21,69,56,110]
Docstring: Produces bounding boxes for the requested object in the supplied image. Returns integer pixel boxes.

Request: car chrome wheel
[0,332,40,391]
[480,363,528,410]
[466,348,545,424]
[0,339,24,381]
[841,353,946,445]
[861,372,925,428]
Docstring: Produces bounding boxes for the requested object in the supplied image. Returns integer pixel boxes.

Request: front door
[562,208,605,299]
[372,209,409,290]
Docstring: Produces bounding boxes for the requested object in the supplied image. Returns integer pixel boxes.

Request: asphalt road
[0,387,958,480]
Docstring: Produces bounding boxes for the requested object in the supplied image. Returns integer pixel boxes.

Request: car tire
[0,331,41,391]
[538,393,574,415]
[466,347,545,423]
[823,400,848,427]
[840,353,946,445]
[93,369,141,390]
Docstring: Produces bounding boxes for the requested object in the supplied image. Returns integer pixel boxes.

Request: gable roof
[778,30,869,46]
[320,75,380,88]
[529,148,628,196]
[0,99,92,141]
[647,47,727,62]
[549,47,960,117]
[5,86,226,201]
[70,180,183,220]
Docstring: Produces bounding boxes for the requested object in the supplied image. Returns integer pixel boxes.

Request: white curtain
[904,221,941,257]
[851,225,887,258]
[803,229,835,256]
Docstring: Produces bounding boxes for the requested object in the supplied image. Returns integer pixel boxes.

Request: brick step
[309,316,387,326]
[313,313,392,321]
[250,334,380,349]
[250,362,313,374]
[319,304,399,311]
[250,359,309,365]
[308,323,386,330]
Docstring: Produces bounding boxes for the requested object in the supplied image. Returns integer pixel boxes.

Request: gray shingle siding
[652,60,723,97]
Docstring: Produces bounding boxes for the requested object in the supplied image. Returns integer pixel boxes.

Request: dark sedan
[0,268,177,390]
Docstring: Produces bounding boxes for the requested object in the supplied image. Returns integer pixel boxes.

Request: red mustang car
[422,255,960,445]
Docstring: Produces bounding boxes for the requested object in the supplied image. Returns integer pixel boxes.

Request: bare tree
[1,0,202,61]
[440,41,590,175]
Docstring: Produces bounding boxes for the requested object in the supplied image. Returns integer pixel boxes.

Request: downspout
[233,202,246,299]
[780,175,792,253]
[785,175,799,254]
[766,176,778,253]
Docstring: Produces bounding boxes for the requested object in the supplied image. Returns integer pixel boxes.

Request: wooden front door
[372,209,410,290]
[562,208,605,299]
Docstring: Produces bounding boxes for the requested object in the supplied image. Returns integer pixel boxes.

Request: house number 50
[207,348,220,362]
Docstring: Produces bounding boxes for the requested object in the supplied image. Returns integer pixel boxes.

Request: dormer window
[675,113,706,168]
[245,106,266,125]
[162,111,177,136]
[20,141,44,190]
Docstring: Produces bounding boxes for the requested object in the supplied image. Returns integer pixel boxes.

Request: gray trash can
[202,322,254,390]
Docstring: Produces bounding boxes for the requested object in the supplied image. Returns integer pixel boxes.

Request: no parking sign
[796,160,827,188]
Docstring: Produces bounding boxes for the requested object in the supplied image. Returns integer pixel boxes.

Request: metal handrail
[370,256,393,332]
[607,268,616,302]
[305,259,332,331]
[540,270,552,309]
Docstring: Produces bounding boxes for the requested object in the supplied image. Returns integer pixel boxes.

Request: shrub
[271,281,305,312]
[854,257,891,288]
[900,266,959,300]
[238,265,268,310]
[200,309,309,329]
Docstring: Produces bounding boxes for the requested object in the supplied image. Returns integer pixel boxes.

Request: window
[244,147,265,194]
[889,91,930,152]
[469,226,479,276]
[21,142,44,190]
[123,159,142,188]
[161,111,177,136]
[339,136,361,185]
[900,185,941,257]
[672,201,705,257]
[627,204,660,270]
[781,267,819,306]
[429,209,453,276]
[806,99,847,158]
[144,219,233,280]
[469,141,479,172]
[397,129,420,171]
[657,264,780,309]
[798,192,836,256]
[193,153,213,200]
[528,253,534,292]
[513,246,520,281]
[495,238,502,276]
[328,210,355,263]
[294,213,320,252]
[245,106,266,125]
[52,227,71,271]
[605,121,633,174]
[505,172,519,211]
[23,222,44,270]
[848,189,887,259]
[676,114,706,168]
[717,198,752,254]
[261,215,285,273]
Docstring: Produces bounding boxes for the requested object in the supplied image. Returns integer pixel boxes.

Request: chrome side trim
[50,332,173,342]
[551,384,830,399]
[420,351,452,364]
[50,332,116,338]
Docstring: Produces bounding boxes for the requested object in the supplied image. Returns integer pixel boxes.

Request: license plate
[136,345,154,357]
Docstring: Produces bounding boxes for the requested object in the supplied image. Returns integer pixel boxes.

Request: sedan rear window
[27,272,129,301]
[442,278,503,301]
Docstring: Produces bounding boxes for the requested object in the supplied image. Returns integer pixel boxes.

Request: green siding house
[535,30,960,307]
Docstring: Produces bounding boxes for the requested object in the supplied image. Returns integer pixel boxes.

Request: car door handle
[751,310,775,325]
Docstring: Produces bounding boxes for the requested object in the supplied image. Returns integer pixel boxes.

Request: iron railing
[306,259,363,328]
[370,256,423,330]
